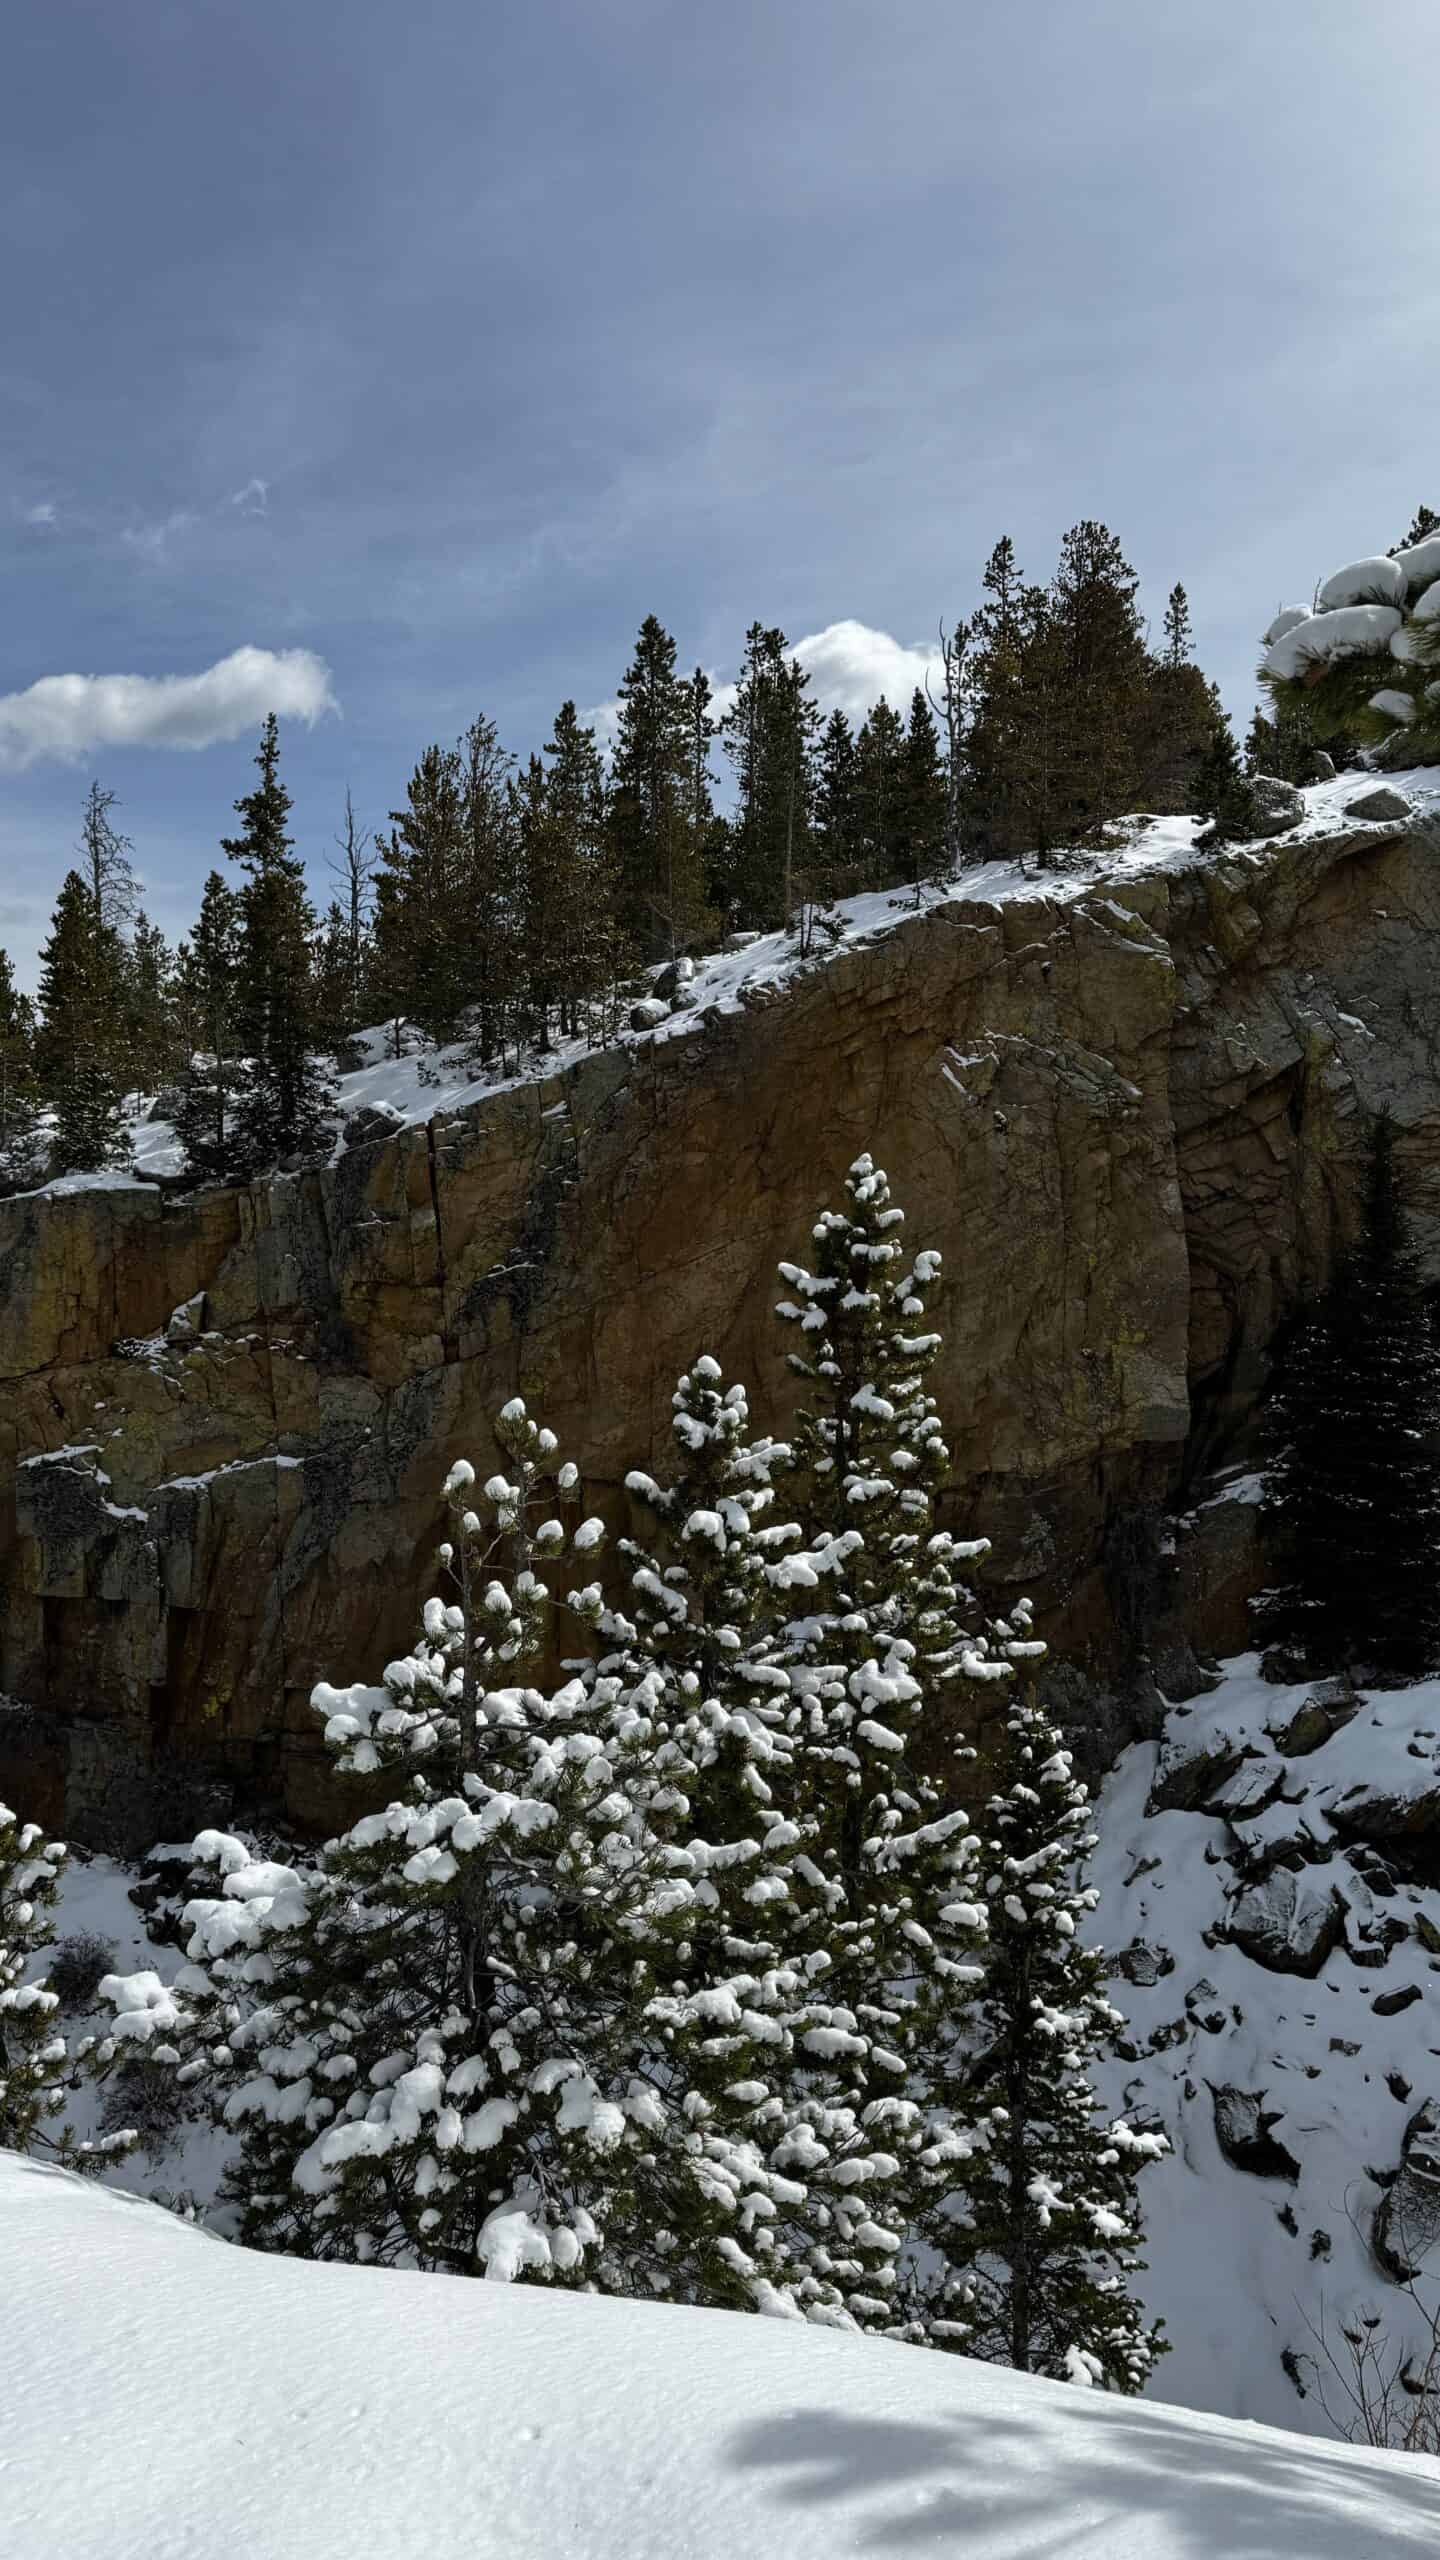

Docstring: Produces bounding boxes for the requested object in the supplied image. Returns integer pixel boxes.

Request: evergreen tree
[898,686,949,891]
[1261,1114,1440,1678]
[1138,585,1223,814]
[325,789,375,1032]
[962,539,1057,859]
[1048,520,1150,843]
[122,910,177,1091]
[35,870,127,1173]
[174,871,242,1178]
[919,1692,1166,2387]
[607,617,699,961]
[224,715,334,1168]
[813,709,860,882]
[0,951,42,1191]
[1192,714,1254,844]
[718,626,821,930]
[540,699,631,1036]
[852,698,906,889]
[1245,697,1323,784]
[1392,505,1440,554]
[0,1805,132,2168]
[372,741,472,1043]
[603,1349,993,2331]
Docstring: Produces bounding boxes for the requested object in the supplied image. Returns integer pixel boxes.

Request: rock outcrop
[4,807,1439,1838]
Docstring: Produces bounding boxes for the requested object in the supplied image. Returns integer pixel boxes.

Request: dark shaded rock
[341,1103,407,1152]
[1374,2098,1440,2280]
[1343,785,1413,823]
[1210,2084,1301,2180]
[1212,1757,1287,1820]
[1113,1941,1173,1988]
[1373,1983,1423,2019]
[651,957,696,1001]
[1329,1777,1440,1847]
[1244,775,1306,839]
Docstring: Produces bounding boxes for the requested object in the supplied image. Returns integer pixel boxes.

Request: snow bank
[3,2150,1438,2560]
[1315,556,1407,612]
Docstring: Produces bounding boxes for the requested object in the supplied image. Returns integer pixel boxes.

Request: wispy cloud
[120,508,200,560]
[228,477,270,516]
[0,646,338,770]
[23,500,58,529]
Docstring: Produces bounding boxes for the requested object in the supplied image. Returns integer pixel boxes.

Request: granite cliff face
[4,810,1439,1840]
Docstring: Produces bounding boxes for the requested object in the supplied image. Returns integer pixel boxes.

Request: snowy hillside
[37,763,1440,1200]
[4,2151,1439,2560]
[1091,1654,1440,2437]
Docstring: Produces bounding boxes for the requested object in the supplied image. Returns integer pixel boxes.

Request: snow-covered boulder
[1245,774,1305,836]
[1265,1676,1360,1757]
[1261,604,1404,681]
[164,1292,207,1347]
[1315,555,1407,612]
[341,1102,406,1153]
[1146,1726,1249,1814]
[1226,1867,1346,1977]
[1369,687,1417,724]
[628,997,670,1032]
[1374,2096,1440,2281]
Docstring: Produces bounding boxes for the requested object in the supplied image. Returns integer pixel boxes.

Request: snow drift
[3,2149,1440,2559]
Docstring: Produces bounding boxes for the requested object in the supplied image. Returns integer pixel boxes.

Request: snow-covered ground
[33,764,1440,1200]
[4,2148,1439,2560]
[1091,1653,1440,2438]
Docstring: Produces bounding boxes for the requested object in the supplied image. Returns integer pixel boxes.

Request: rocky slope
[1091,1651,1440,2435]
[4,778,1440,1839]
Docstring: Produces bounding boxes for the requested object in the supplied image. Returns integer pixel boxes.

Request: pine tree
[325,789,375,1032]
[174,871,242,1178]
[851,698,906,889]
[814,709,860,882]
[541,699,631,1036]
[1244,697,1323,784]
[1138,585,1223,815]
[898,686,949,892]
[607,617,698,960]
[122,910,177,1091]
[1393,505,1440,554]
[1261,1114,1440,1678]
[372,741,473,1043]
[603,1350,992,2331]
[921,1691,1166,2387]
[1192,714,1254,844]
[35,870,127,1174]
[224,715,334,1168]
[718,626,821,930]
[78,780,138,932]
[0,1805,132,2169]
[963,539,1057,859]
[0,950,42,1191]
[1048,520,1150,844]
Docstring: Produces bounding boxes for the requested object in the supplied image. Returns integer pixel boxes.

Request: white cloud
[586,621,943,752]
[0,646,338,770]
[786,620,944,724]
[229,478,270,516]
[23,500,58,529]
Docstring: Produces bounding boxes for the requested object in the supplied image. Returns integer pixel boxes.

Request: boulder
[1328,1777,1440,1847]
[650,957,696,1002]
[1210,2085,1301,2180]
[628,998,670,1032]
[1374,2098,1440,2279]
[1227,1868,1345,1977]
[164,1292,207,1347]
[1147,1730,1249,1815]
[1244,775,1306,839]
[1342,785,1413,823]
[1266,1677,1360,1758]
[340,1103,407,1152]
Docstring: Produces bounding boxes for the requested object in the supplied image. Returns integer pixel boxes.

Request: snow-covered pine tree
[922,1689,1167,2389]
[0,1806,132,2168]
[759,1156,1041,2328]
[598,1349,989,2332]
[97,1405,718,2288]
[1261,1112,1440,1679]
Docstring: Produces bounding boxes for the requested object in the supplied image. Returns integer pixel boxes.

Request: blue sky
[4,0,1439,983]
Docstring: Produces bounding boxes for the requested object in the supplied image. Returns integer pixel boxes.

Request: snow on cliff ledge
[41,765,1440,1200]
[3,2150,1439,2560]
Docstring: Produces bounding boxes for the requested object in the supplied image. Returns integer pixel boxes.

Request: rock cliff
[4,805,1439,1840]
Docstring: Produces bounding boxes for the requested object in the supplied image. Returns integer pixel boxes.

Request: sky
[4,0,1440,985]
